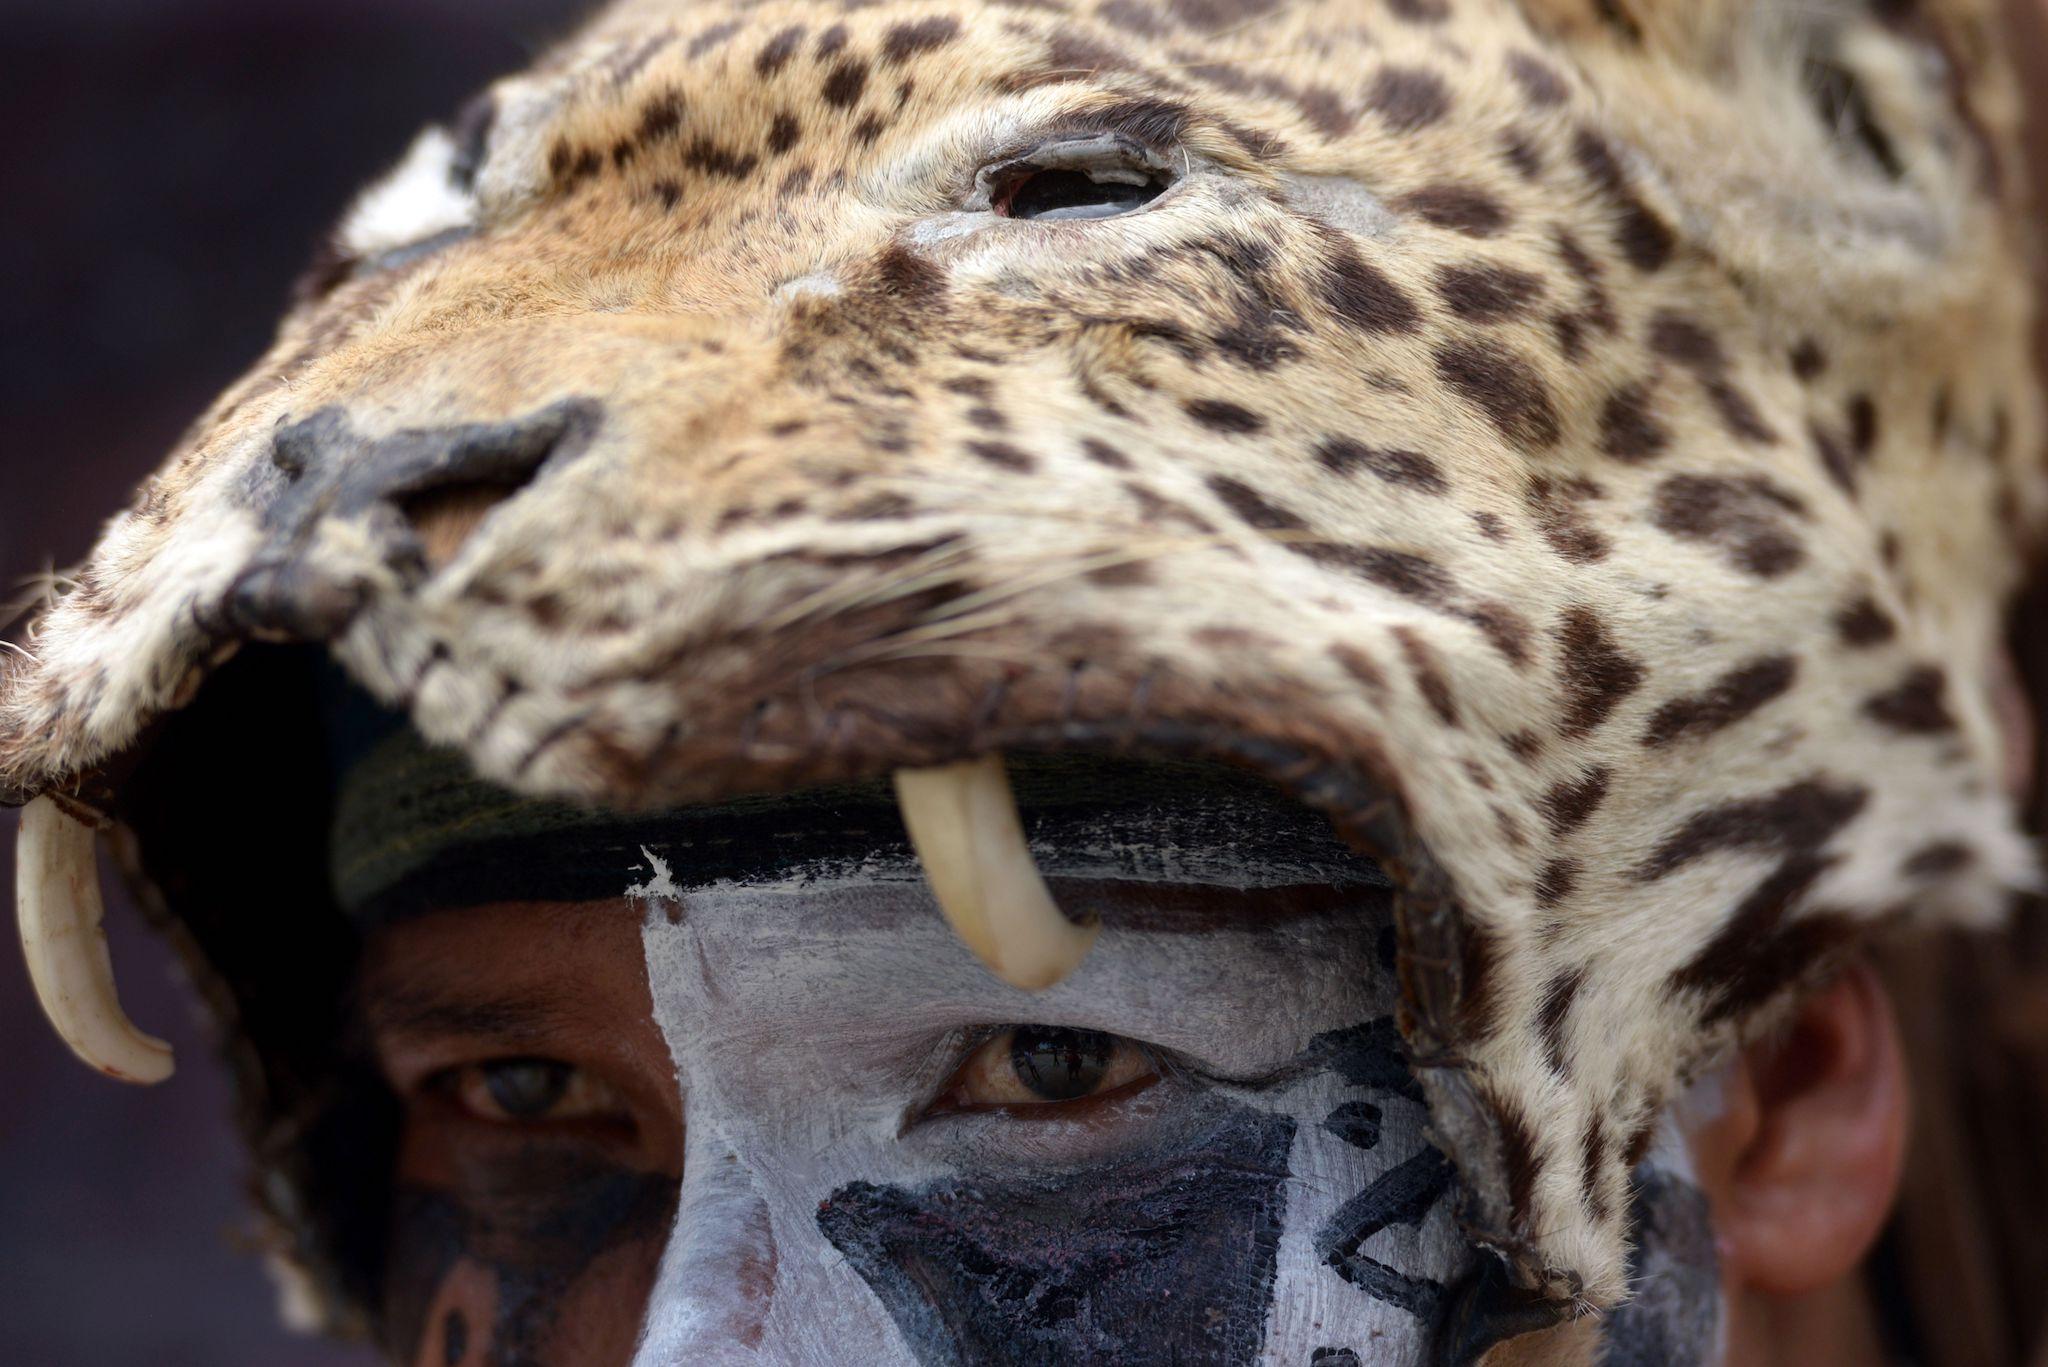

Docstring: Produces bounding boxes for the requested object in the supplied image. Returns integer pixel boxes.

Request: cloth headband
[324,686,1387,924]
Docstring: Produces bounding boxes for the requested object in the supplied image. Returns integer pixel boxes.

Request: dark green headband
[325,699,1383,924]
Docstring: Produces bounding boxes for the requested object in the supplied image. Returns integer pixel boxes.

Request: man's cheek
[381,1153,677,1366]
[397,1254,497,1367]
[816,1102,1297,1365]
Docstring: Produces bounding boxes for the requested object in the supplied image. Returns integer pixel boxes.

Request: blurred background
[2,2,2047,1365]
[0,3,585,1362]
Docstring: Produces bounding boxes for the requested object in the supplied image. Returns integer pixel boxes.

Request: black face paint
[382,1187,467,1362]
[817,1103,1295,1366]
[381,1145,675,1365]
[1316,1148,1455,1317]
[1322,1100,1384,1150]
[1304,1018,1426,1101]
[1599,1164,1721,1367]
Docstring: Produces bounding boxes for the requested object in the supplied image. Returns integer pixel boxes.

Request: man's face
[357,783,1497,1365]
[353,769,1718,1365]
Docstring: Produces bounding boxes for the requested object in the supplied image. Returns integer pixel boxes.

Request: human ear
[1688,958,1908,1298]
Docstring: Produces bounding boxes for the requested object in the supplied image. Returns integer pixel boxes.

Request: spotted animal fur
[2,0,2042,1344]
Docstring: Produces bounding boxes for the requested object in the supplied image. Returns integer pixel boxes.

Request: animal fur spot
[1433,340,1561,449]
[1554,606,1645,736]
[1862,666,1956,735]
[1184,399,1266,433]
[822,58,869,108]
[1315,438,1447,494]
[881,17,959,63]
[756,25,806,75]
[1316,230,1423,334]
[1641,656,1797,747]
[1397,184,1511,237]
[1651,475,1807,578]
[1434,263,1544,323]
[1366,66,1452,131]
[1597,382,1669,463]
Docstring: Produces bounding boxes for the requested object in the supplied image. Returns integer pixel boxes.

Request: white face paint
[356,758,1727,1364]
[626,836,1476,1366]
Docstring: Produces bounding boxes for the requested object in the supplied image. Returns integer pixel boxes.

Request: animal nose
[630,1148,786,1366]
[225,398,603,638]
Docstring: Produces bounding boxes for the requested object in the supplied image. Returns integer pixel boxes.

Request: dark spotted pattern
[1315,230,1423,334]
[1433,341,1560,448]
[1396,626,1460,726]
[1836,596,1898,646]
[1506,52,1569,107]
[1536,968,1587,1073]
[1366,67,1452,131]
[882,16,959,63]
[756,25,805,75]
[1316,438,1447,494]
[1648,313,1776,444]
[1398,184,1511,237]
[1863,665,1956,734]
[1570,128,1674,271]
[1187,398,1267,433]
[1435,263,1545,323]
[1637,779,1869,882]
[1598,382,1670,463]
[822,58,869,108]
[1641,656,1797,746]
[1535,857,1578,909]
[1651,475,1807,578]
[1525,475,1610,563]
[1542,767,1610,837]
[1555,606,1645,736]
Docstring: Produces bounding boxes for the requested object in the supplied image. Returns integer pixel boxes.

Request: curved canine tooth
[893,754,1099,991]
[16,797,175,1084]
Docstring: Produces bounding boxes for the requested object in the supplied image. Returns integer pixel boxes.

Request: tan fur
[3,0,2041,1343]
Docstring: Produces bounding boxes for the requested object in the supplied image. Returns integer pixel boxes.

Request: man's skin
[1694,965,1908,1367]
[360,847,1494,1365]
[360,890,1905,1367]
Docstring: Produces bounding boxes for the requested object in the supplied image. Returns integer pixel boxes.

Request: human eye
[428,1056,634,1130]
[922,1025,1160,1118]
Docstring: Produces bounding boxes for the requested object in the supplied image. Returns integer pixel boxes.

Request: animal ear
[1518,0,2021,313]
[1520,0,2008,66]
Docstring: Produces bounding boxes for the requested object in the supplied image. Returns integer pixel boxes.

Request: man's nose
[630,1145,783,1366]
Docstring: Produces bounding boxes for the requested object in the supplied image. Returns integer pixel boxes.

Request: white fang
[16,797,174,1084]
[892,754,1099,990]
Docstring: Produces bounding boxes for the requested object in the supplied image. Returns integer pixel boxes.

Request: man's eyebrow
[361,982,574,1042]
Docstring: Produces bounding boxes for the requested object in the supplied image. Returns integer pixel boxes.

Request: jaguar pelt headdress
[5,0,2041,1354]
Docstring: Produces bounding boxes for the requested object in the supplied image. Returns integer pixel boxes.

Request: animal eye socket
[436,1056,630,1126]
[925,1025,1159,1116]
[995,166,1172,221]
[1803,55,1905,180]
